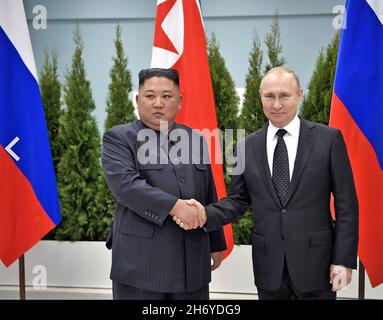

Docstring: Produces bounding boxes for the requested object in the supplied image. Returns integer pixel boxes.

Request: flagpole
[19,255,26,300]
[358,258,365,300]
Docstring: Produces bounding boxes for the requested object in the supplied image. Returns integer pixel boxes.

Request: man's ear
[178,95,182,110]
[297,88,303,101]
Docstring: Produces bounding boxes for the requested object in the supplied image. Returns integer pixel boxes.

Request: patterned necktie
[272,129,289,205]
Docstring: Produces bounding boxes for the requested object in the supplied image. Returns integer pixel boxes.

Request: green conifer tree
[39,49,62,173]
[232,32,264,244]
[56,25,102,240]
[239,31,264,135]
[93,24,137,240]
[39,49,63,240]
[233,31,267,244]
[207,33,239,181]
[301,32,340,125]
[104,25,136,131]
[235,12,286,245]
[264,10,286,73]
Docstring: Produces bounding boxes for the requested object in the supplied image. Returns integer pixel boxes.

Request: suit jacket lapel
[285,118,316,205]
[253,125,282,208]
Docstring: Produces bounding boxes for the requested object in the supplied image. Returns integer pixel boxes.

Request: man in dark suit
[102,68,226,300]
[173,67,359,300]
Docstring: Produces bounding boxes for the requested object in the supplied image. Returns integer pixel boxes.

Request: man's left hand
[211,252,223,271]
[330,264,352,291]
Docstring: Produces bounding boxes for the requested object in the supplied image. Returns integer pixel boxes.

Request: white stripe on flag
[366,0,383,25]
[151,46,180,68]
[0,0,38,80]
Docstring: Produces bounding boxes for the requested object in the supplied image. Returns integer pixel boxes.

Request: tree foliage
[56,25,102,240]
[264,10,286,73]
[300,32,340,125]
[39,49,62,172]
[39,49,63,240]
[207,33,239,181]
[94,24,137,240]
[104,24,136,131]
[239,31,265,136]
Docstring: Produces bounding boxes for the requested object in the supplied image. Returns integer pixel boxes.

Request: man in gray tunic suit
[102,68,226,300]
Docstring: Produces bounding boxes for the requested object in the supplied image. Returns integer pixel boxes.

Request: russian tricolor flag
[330,0,383,287]
[0,0,61,266]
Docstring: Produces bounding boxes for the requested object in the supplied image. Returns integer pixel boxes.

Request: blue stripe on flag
[0,27,61,224]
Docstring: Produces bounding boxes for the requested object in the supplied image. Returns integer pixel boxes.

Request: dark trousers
[257,259,336,300]
[113,281,209,300]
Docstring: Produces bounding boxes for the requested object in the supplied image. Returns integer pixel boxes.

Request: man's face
[260,71,303,128]
[136,76,182,131]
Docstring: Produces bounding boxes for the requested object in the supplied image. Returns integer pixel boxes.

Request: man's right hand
[171,199,206,230]
[186,199,206,227]
[171,199,203,230]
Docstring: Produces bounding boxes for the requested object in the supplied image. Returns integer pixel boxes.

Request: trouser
[113,281,209,300]
[257,258,336,300]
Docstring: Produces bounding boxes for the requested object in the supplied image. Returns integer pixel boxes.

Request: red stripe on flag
[152,0,233,259]
[330,93,383,287]
[0,146,55,267]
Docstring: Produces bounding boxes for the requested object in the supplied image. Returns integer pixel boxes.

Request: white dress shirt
[266,115,300,181]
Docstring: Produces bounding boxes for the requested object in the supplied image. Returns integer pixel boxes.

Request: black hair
[138,68,180,88]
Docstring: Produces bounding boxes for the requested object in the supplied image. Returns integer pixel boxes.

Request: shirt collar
[268,114,300,139]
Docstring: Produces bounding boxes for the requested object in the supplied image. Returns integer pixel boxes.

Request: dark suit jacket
[102,120,226,293]
[204,118,358,292]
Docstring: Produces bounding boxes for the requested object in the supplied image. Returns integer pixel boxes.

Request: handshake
[170,199,206,230]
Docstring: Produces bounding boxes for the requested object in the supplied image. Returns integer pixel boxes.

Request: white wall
[1,241,382,299]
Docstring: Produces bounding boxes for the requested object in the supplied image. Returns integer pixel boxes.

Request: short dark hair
[138,68,180,88]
